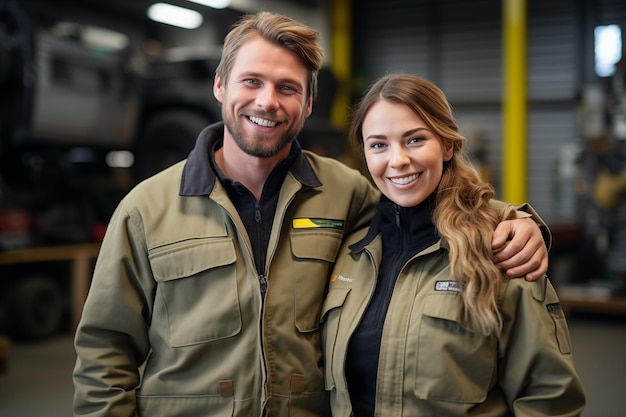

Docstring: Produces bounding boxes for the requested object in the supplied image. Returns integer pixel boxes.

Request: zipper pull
[259,274,268,295]
[255,203,261,222]
[395,205,400,228]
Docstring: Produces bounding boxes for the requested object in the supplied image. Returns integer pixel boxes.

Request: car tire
[9,275,64,340]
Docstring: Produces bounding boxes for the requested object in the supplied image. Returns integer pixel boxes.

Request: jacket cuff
[514,203,552,251]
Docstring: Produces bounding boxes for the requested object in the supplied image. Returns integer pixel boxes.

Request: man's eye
[280,85,297,92]
[244,79,258,85]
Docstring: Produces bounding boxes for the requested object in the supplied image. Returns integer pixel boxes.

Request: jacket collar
[349,193,440,253]
[180,121,321,196]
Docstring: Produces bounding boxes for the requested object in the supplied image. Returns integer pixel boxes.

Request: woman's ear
[443,141,454,161]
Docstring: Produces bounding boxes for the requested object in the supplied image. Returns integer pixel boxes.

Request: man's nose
[256,86,279,110]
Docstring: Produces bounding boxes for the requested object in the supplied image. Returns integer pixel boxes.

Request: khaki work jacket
[73,124,379,417]
[322,230,585,417]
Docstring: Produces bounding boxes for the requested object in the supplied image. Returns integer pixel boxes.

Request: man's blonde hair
[215,12,324,101]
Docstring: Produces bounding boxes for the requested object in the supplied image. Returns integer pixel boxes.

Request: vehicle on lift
[0,0,221,339]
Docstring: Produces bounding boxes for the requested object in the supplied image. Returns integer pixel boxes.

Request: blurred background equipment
[0,0,342,341]
[574,53,626,295]
[0,0,224,340]
[0,0,224,252]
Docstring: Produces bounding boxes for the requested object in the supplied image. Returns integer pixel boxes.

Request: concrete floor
[0,333,75,417]
[0,315,625,417]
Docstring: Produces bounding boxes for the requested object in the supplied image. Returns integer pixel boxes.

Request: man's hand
[492,217,548,281]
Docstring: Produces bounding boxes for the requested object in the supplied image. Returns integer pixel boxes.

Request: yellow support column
[330,0,352,130]
[502,0,527,204]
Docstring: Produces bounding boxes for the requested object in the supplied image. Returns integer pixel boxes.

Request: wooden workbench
[559,294,626,316]
[0,243,101,329]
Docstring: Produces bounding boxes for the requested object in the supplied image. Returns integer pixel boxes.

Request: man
[73,12,549,417]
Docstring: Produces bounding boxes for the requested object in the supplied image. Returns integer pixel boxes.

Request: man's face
[213,36,312,158]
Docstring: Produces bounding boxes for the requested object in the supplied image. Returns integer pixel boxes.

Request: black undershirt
[210,140,297,275]
[345,194,438,417]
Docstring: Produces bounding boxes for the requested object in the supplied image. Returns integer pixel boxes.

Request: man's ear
[304,96,313,118]
[213,75,224,103]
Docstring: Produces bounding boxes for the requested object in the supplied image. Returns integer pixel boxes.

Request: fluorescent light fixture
[147,3,204,29]
[82,26,129,51]
[50,22,130,52]
[595,24,622,77]
[106,151,135,168]
[186,0,231,9]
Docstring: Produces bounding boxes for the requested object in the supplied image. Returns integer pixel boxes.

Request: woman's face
[362,100,453,207]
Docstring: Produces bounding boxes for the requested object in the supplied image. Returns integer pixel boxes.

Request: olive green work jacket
[72,125,379,417]
[321,228,585,417]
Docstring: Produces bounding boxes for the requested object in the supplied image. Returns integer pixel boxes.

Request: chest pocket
[414,293,496,403]
[290,229,343,332]
[150,237,241,347]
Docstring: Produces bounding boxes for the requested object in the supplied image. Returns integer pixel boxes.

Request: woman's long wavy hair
[349,73,517,336]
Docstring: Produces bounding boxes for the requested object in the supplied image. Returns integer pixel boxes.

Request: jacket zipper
[259,274,268,295]
[395,204,401,228]
[218,202,268,409]
[254,201,266,296]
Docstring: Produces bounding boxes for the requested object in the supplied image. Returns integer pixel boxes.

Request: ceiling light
[147,3,204,29]
[186,0,231,9]
[82,27,129,51]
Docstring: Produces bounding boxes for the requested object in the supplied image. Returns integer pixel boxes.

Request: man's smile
[248,115,279,127]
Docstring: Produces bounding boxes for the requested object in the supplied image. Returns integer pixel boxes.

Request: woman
[321,74,585,417]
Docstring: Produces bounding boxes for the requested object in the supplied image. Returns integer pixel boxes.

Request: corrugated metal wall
[352,0,626,224]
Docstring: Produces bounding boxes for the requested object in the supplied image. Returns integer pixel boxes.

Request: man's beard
[223,110,306,159]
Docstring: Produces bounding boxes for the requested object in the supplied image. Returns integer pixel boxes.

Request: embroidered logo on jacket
[434,281,461,292]
[292,218,344,230]
[546,303,562,313]
[330,274,352,283]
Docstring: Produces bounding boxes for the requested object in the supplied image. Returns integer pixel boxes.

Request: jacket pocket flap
[290,229,342,262]
[150,238,236,282]
[321,287,351,321]
[422,293,473,331]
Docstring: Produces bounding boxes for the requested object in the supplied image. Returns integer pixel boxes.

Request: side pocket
[137,395,235,417]
[320,287,350,391]
[150,238,242,346]
[547,303,572,354]
[414,293,495,403]
[290,229,343,332]
[536,278,572,355]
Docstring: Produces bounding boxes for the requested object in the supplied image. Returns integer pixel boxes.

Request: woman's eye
[409,136,425,144]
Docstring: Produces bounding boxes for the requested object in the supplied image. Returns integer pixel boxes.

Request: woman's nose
[389,146,410,168]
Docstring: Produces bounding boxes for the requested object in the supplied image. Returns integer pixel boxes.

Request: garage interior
[1,0,626,416]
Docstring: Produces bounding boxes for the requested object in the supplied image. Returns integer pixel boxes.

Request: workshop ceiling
[19,0,323,27]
